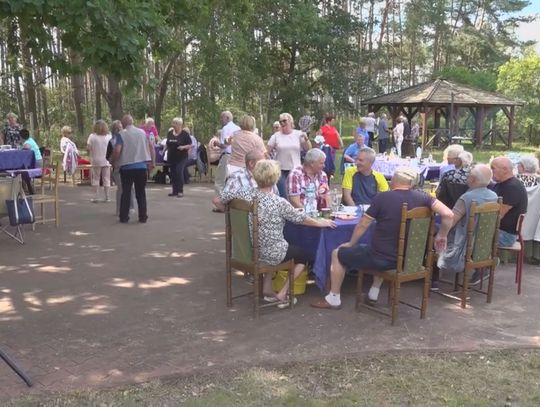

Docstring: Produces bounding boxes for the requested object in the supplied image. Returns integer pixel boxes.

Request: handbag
[6,187,35,226]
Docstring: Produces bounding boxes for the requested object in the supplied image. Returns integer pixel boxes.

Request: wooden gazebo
[363,79,523,148]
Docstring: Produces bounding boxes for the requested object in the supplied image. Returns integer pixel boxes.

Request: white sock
[368,286,380,301]
[325,292,341,306]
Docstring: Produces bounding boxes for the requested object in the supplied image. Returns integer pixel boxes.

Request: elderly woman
[517,155,539,187]
[439,144,465,179]
[320,114,343,155]
[227,115,266,174]
[267,113,311,197]
[2,112,22,147]
[141,117,159,144]
[436,150,473,208]
[164,117,192,198]
[59,126,87,177]
[222,159,335,305]
[87,120,112,203]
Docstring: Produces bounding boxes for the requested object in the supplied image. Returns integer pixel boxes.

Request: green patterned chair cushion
[403,217,430,273]
[472,212,497,262]
[230,208,253,264]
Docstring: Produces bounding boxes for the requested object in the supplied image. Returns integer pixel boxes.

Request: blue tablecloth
[284,215,373,292]
[0,150,35,171]
[372,159,440,181]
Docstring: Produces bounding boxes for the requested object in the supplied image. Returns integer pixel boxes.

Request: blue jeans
[498,229,517,247]
[277,170,290,198]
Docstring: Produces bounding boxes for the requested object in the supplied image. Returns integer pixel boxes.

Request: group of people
[210,109,533,308]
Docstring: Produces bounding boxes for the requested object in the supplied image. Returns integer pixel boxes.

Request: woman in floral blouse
[222,159,335,305]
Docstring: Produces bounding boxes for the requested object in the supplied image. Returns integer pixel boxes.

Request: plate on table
[341,206,358,215]
[333,212,357,221]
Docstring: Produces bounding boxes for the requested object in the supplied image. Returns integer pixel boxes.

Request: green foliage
[434,66,497,91]
[497,52,540,144]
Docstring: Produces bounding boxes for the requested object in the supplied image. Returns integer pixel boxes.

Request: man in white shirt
[213,111,240,212]
[362,112,376,148]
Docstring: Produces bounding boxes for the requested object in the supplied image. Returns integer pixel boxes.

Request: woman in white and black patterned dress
[222,159,336,305]
[517,155,539,187]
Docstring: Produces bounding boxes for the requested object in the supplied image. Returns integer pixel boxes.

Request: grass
[7,349,540,406]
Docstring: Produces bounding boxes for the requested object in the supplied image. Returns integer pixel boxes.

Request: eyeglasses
[279,119,288,125]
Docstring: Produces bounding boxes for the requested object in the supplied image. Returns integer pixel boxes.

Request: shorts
[337,244,396,271]
[91,166,111,187]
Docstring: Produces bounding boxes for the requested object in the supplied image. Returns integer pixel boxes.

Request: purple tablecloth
[0,150,35,171]
[372,159,440,180]
[284,215,373,292]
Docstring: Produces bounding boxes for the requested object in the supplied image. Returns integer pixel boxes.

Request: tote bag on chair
[6,188,35,226]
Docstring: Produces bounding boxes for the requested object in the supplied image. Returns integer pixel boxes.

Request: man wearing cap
[311,166,453,310]
[342,147,388,206]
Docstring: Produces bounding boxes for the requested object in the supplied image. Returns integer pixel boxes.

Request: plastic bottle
[304,183,317,217]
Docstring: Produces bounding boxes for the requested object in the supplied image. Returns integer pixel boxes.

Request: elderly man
[213,149,266,212]
[377,113,389,153]
[363,112,376,148]
[434,164,498,287]
[311,167,454,309]
[342,133,366,165]
[112,114,155,223]
[342,147,389,206]
[212,111,240,212]
[491,156,528,247]
[287,148,330,210]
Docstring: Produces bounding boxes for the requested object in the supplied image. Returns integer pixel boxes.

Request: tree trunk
[106,76,123,120]
[7,19,26,125]
[155,51,181,131]
[70,51,85,136]
[19,21,39,135]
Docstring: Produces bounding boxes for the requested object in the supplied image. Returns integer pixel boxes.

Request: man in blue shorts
[311,167,454,310]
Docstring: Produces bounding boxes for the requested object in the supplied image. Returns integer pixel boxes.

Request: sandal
[212,208,224,213]
[277,297,297,309]
[263,295,279,303]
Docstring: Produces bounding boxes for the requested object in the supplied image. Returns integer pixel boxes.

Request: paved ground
[0,182,539,401]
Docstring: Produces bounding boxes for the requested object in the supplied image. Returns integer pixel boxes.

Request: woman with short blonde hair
[228,114,266,174]
[267,113,311,197]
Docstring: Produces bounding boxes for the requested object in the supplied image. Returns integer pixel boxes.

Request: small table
[284,215,374,291]
[0,150,35,171]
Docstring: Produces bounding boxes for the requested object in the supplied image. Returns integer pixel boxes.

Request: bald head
[491,156,514,183]
[121,114,133,128]
[468,164,492,188]
[245,149,265,171]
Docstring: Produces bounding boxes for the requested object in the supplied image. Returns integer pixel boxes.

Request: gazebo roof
[363,79,522,107]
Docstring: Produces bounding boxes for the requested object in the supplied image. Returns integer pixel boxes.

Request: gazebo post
[474,106,485,147]
[420,107,428,150]
[508,105,515,148]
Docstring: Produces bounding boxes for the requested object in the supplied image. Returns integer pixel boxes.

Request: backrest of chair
[467,200,501,263]
[226,199,255,266]
[516,213,525,236]
[398,205,434,274]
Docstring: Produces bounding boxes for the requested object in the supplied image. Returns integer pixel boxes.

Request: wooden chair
[226,198,295,318]
[499,214,525,295]
[450,200,501,308]
[355,204,435,325]
[32,161,61,228]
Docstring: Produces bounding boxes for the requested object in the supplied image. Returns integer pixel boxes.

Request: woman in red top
[319,114,343,156]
